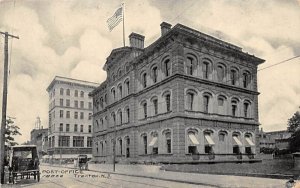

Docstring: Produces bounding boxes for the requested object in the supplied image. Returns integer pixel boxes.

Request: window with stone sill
[186,92,194,110]
[164,59,171,77]
[217,65,225,82]
[152,66,158,83]
[186,56,196,76]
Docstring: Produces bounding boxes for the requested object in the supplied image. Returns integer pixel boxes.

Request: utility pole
[0,31,19,184]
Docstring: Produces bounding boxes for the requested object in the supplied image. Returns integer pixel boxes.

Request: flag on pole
[107,5,123,32]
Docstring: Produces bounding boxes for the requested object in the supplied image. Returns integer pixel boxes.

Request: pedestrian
[286,178,295,188]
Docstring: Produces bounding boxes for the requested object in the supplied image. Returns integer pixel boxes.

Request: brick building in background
[47,76,98,160]
[90,22,264,163]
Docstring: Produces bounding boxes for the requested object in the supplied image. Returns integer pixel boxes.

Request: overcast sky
[0,0,299,143]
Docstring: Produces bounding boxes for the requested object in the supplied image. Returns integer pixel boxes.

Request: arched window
[141,72,147,88]
[242,71,251,88]
[152,66,158,83]
[217,65,225,82]
[111,112,116,125]
[203,94,211,113]
[217,95,226,115]
[118,69,122,77]
[141,133,148,154]
[151,97,158,115]
[186,92,195,110]
[231,99,239,117]
[125,136,130,157]
[164,59,171,77]
[150,132,158,154]
[125,107,130,123]
[232,132,242,154]
[186,57,195,76]
[163,130,172,154]
[124,79,130,96]
[118,84,122,99]
[230,68,238,86]
[165,93,171,112]
[187,129,199,154]
[203,130,215,153]
[118,109,122,125]
[218,132,226,142]
[141,101,147,119]
[243,101,251,118]
[203,61,210,79]
[111,88,116,102]
[80,91,84,97]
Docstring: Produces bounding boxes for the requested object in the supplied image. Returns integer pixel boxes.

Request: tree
[5,118,22,147]
[287,111,300,132]
[287,111,300,152]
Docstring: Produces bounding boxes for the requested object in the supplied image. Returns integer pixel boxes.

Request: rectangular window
[187,93,194,110]
[66,89,70,96]
[66,111,70,118]
[88,113,92,120]
[80,125,83,132]
[142,73,147,88]
[188,146,197,154]
[219,134,225,142]
[66,124,70,132]
[80,112,84,119]
[75,90,78,97]
[60,88,64,95]
[74,124,78,132]
[60,99,63,106]
[87,137,92,147]
[66,99,70,107]
[126,108,130,123]
[74,100,78,108]
[80,101,84,108]
[143,103,147,118]
[119,139,123,155]
[60,110,63,118]
[74,112,78,119]
[88,125,92,133]
[167,139,171,153]
[73,136,84,147]
[231,70,237,85]
[80,91,84,97]
[204,145,212,154]
[88,102,92,109]
[58,136,70,147]
[59,123,63,132]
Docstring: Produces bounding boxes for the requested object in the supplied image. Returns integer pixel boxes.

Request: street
[2,165,213,188]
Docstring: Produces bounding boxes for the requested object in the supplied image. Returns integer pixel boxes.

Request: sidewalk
[42,163,288,188]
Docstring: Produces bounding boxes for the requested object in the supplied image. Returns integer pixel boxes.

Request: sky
[0,0,299,143]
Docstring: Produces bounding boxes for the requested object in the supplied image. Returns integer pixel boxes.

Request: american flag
[107,6,123,32]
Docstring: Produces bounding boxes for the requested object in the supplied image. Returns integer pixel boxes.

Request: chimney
[160,22,172,36]
[129,32,145,49]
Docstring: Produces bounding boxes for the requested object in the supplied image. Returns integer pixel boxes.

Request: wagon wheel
[37,171,40,182]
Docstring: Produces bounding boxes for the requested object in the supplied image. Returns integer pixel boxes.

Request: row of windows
[185,89,252,118]
[56,123,92,133]
[110,79,130,103]
[48,136,92,148]
[49,88,86,99]
[139,91,171,119]
[58,110,92,120]
[140,58,171,89]
[94,128,254,157]
[95,107,131,131]
[59,99,92,109]
[183,55,252,88]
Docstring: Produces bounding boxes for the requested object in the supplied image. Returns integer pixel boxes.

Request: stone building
[47,76,98,160]
[90,22,265,163]
[258,129,292,150]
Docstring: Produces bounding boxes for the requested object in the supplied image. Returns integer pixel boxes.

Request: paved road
[2,165,212,188]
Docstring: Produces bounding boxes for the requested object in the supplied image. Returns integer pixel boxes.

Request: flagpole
[122,3,125,47]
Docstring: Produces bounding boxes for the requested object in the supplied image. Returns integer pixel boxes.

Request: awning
[245,137,255,146]
[233,136,243,146]
[188,133,200,145]
[204,135,215,145]
[149,137,158,147]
